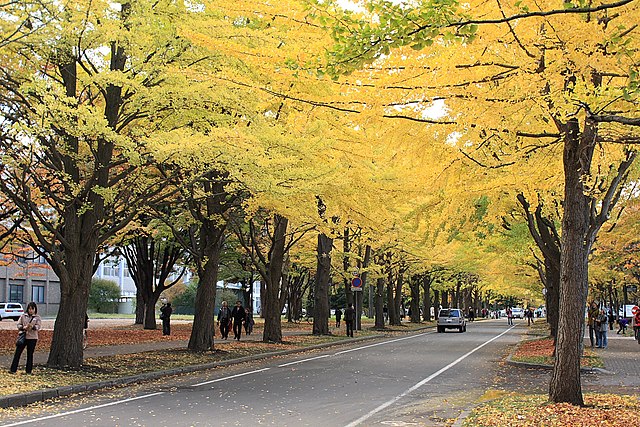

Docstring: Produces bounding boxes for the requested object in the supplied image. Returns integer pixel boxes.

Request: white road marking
[278,354,331,367]
[334,332,432,355]
[190,367,271,387]
[0,392,165,427]
[343,326,516,427]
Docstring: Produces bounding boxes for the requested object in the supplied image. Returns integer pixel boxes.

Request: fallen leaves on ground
[512,337,603,368]
[465,393,640,427]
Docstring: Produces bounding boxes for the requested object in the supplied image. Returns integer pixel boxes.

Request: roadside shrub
[172,281,197,314]
[89,278,121,313]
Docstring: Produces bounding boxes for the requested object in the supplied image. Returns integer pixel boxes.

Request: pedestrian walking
[344,303,356,337]
[608,307,615,331]
[231,300,246,341]
[335,308,343,328]
[468,307,475,322]
[160,302,172,336]
[526,308,534,326]
[595,309,608,349]
[83,313,89,349]
[587,301,599,348]
[244,307,254,335]
[217,301,232,340]
[9,302,42,374]
[506,307,513,326]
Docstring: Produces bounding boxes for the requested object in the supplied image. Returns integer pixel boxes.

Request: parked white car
[0,302,24,321]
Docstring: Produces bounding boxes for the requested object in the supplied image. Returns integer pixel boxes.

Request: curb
[0,334,386,409]
[504,354,613,374]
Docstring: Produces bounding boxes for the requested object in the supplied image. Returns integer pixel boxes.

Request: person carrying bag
[10,302,42,374]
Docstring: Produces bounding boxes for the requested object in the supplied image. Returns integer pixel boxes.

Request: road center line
[0,392,165,427]
[278,354,331,367]
[191,367,271,387]
[343,326,516,427]
[333,332,432,355]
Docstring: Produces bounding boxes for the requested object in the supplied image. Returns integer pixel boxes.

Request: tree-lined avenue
[1,321,521,427]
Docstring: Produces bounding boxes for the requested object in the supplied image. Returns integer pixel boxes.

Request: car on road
[437,308,467,333]
[511,307,525,319]
[0,302,24,321]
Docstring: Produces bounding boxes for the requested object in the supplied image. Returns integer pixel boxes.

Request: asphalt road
[0,320,521,427]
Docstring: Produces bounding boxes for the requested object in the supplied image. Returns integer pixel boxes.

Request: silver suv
[437,308,467,333]
[0,302,24,321]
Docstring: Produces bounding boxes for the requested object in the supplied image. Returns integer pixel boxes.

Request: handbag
[16,316,33,346]
[16,331,26,346]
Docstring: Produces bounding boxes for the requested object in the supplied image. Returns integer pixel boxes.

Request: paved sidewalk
[587,332,640,388]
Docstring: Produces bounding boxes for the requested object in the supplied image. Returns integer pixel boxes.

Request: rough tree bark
[422,274,432,322]
[549,115,636,404]
[375,277,385,329]
[263,215,288,343]
[410,275,421,323]
[313,232,332,335]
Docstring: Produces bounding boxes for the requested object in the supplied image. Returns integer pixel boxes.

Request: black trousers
[346,320,354,337]
[11,339,37,373]
[162,318,171,335]
[233,321,243,340]
[220,319,230,338]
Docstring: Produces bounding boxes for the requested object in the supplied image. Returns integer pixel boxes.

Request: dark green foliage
[89,279,121,313]
[172,282,198,314]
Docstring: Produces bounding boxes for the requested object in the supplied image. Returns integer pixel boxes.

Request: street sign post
[351,277,362,291]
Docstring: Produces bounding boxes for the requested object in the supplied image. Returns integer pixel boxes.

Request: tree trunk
[546,259,560,339]
[313,233,332,335]
[433,289,440,319]
[422,275,432,322]
[386,276,396,325]
[135,291,144,324]
[143,291,158,330]
[47,246,95,367]
[263,215,288,343]
[410,275,420,323]
[393,267,404,325]
[375,277,385,329]
[549,120,591,405]
[188,241,221,351]
[357,245,371,330]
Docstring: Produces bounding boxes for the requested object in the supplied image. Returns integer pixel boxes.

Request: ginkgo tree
[0,0,265,366]
[307,0,640,405]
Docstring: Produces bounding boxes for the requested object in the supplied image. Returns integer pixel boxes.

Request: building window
[32,285,45,303]
[103,261,120,277]
[9,284,24,302]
